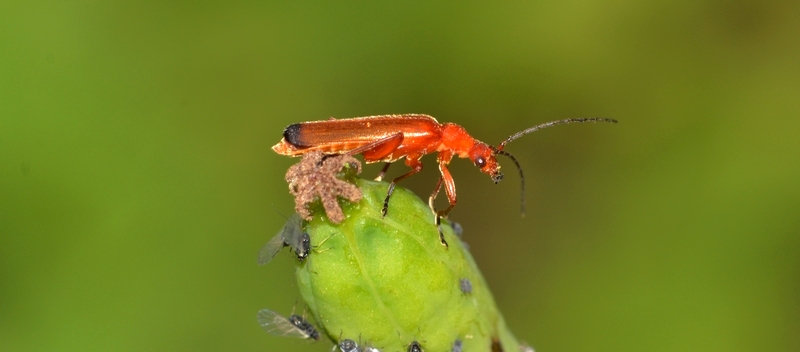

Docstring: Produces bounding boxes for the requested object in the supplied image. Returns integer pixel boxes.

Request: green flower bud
[295,179,526,352]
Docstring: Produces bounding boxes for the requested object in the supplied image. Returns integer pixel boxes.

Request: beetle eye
[475,157,486,168]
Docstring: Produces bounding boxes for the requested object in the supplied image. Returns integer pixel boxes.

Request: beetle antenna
[494,117,616,215]
[497,118,617,150]
[271,207,289,220]
[491,147,526,217]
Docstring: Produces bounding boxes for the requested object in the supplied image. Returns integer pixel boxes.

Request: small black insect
[451,338,463,352]
[258,213,311,264]
[459,278,472,294]
[407,341,423,352]
[257,308,319,341]
[491,337,503,352]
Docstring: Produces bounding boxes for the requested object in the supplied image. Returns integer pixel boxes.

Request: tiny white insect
[337,338,359,352]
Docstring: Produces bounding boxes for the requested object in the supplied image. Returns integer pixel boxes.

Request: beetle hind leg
[381,157,422,218]
[375,162,391,181]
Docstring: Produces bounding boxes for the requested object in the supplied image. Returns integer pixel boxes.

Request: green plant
[295,179,526,351]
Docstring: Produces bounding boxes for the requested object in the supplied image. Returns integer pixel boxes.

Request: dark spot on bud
[459,278,472,294]
[491,337,503,352]
[451,338,463,352]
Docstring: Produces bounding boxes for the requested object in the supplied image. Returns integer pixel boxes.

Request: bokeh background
[2,1,799,351]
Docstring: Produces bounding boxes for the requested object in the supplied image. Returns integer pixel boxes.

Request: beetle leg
[428,176,443,214]
[345,133,401,181]
[381,157,423,218]
[428,177,450,248]
[375,163,391,181]
[346,133,403,160]
[438,162,458,214]
[431,161,457,247]
[312,232,336,254]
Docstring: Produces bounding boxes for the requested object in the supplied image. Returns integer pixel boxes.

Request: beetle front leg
[428,176,444,214]
[431,162,457,248]
[381,157,423,218]
[428,177,449,248]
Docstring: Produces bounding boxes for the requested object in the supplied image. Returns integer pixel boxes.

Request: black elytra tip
[283,123,310,147]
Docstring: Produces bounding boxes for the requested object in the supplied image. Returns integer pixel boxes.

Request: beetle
[273,114,616,246]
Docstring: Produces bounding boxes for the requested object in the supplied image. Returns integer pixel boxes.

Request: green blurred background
[2,1,798,351]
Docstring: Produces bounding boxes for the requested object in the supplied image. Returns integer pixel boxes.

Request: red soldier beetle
[273,114,617,247]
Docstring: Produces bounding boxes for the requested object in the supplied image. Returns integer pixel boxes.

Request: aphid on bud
[337,338,359,352]
[451,339,463,352]
[407,341,423,352]
[492,337,504,352]
[257,308,319,341]
[258,213,310,264]
[273,115,616,247]
[459,278,473,294]
[451,221,463,238]
[449,221,470,250]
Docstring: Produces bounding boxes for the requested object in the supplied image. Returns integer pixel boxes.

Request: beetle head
[470,142,525,216]
[469,143,503,183]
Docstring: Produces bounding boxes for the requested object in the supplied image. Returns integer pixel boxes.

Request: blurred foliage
[1,1,798,351]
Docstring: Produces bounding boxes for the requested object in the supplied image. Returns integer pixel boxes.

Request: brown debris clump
[285,151,362,224]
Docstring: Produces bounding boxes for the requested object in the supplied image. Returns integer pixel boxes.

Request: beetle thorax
[439,123,475,158]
